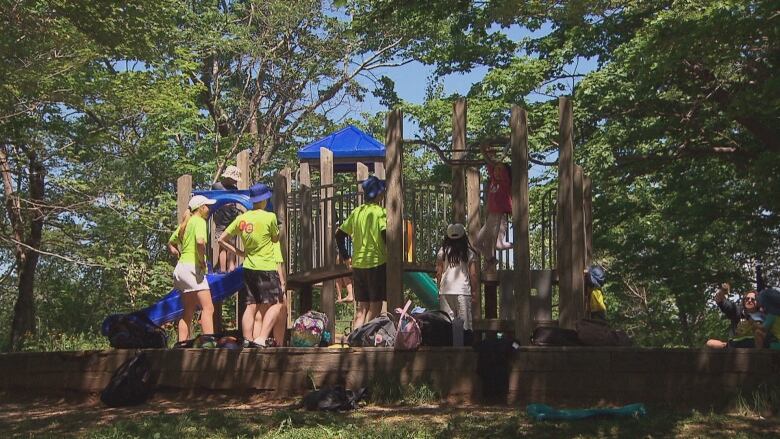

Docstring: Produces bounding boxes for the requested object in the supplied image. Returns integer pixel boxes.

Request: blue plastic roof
[297,125,385,160]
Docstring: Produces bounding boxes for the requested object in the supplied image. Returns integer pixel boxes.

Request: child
[435,223,478,331]
[168,195,217,347]
[336,176,387,330]
[250,241,288,347]
[756,287,780,349]
[476,143,512,275]
[218,183,283,348]
[211,165,243,273]
[585,265,607,320]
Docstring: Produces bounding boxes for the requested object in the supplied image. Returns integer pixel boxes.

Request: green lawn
[2,396,779,439]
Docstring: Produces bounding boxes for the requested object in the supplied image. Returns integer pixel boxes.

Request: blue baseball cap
[362,176,386,199]
[587,265,606,288]
[248,183,272,204]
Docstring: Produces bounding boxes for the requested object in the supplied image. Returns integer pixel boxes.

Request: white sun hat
[188,195,217,211]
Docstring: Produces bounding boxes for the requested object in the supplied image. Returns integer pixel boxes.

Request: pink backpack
[394,300,421,351]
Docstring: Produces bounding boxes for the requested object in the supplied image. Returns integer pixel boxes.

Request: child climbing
[476,143,512,275]
[336,176,387,331]
[168,194,218,347]
[218,183,284,348]
[585,265,607,320]
[435,223,478,331]
[211,165,243,273]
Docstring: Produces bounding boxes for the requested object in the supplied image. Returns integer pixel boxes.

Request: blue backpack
[102,312,167,349]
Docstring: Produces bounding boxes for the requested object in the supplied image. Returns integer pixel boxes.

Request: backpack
[576,318,632,346]
[291,311,329,347]
[102,312,167,349]
[531,326,582,346]
[394,300,421,351]
[100,352,154,407]
[414,310,453,346]
[347,314,396,347]
[302,386,369,411]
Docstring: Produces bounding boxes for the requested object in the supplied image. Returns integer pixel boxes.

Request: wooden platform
[287,263,435,288]
[2,347,778,408]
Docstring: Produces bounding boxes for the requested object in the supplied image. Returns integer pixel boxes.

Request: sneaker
[264,337,278,348]
[174,339,194,349]
[243,339,263,349]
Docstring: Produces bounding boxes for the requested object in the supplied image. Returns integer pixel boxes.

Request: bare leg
[366,301,383,323]
[354,301,370,330]
[251,307,264,341]
[343,278,354,303]
[195,289,215,334]
[227,250,236,272]
[257,303,284,343]
[218,248,227,273]
[241,303,257,340]
[178,292,198,342]
[335,277,345,302]
[706,339,727,349]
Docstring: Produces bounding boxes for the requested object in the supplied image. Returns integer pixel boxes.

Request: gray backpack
[347,314,396,347]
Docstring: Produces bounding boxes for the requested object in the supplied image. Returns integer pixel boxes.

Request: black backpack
[100,352,154,407]
[531,326,582,346]
[347,314,396,347]
[414,310,453,346]
[102,313,167,349]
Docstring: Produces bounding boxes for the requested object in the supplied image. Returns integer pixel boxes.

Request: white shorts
[173,263,209,293]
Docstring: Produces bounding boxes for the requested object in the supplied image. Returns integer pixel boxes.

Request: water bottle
[452,317,464,347]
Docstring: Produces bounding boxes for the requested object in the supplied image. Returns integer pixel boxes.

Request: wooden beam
[299,184,313,313]
[273,171,291,328]
[385,109,404,312]
[320,147,336,335]
[466,165,481,319]
[511,105,532,344]
[299,162,311,188]
[356,162,369,188]
[584,175,593,267]
[556,97,576,329]
[573,165,586,321]
[452,98,467,224]
[374,162,385,179]
[176,174,192,223]
[236,150,250,190]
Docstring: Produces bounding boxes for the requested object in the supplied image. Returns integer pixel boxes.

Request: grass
[4,394,780,439]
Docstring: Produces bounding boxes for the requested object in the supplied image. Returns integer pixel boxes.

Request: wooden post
[452,98,467,224]
[273,172,290,328]
[374,162,385,179]
[385,109,404,312]
[234,150,250,328]
[466,166,481,319]
[584,175,593,267]
[299,162,311,187]
[356,162,369,187]
[511,105,532,344]
[556,97,576,329]
[176,175,192,223]
[573,165,586,321]
[299,184,313,313]
[320,148,336,335]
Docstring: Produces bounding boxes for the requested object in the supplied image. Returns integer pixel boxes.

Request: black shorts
[352,264,386,303]
[242,269,283,305]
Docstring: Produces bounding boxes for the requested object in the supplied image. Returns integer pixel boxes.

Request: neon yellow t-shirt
[226,209,278,271]
[764,315,780,341]
[590,288,607,314]
[168,215,208,265]
[339,203,386,269]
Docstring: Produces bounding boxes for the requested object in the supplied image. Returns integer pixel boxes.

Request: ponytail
[178,209,192,243]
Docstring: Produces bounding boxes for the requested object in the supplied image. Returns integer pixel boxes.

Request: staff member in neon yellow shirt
[218,183,282,348]
[168,195,217,347]
[336,176,387,330]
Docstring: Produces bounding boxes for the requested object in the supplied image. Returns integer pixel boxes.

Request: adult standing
[336,176,387,330]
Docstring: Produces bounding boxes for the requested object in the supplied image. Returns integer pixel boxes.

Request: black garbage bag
[302,386,369,411]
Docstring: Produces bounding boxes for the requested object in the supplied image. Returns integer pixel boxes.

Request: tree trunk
[3,147,45,351]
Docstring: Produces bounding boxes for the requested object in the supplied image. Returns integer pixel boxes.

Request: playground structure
[164,96,593,342]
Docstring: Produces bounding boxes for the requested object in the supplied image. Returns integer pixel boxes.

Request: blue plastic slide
[526,403,647,421]
[403,272,439,309]
[139,267,246,326]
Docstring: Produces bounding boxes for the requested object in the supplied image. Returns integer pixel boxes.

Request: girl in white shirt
[435,223,478,330]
